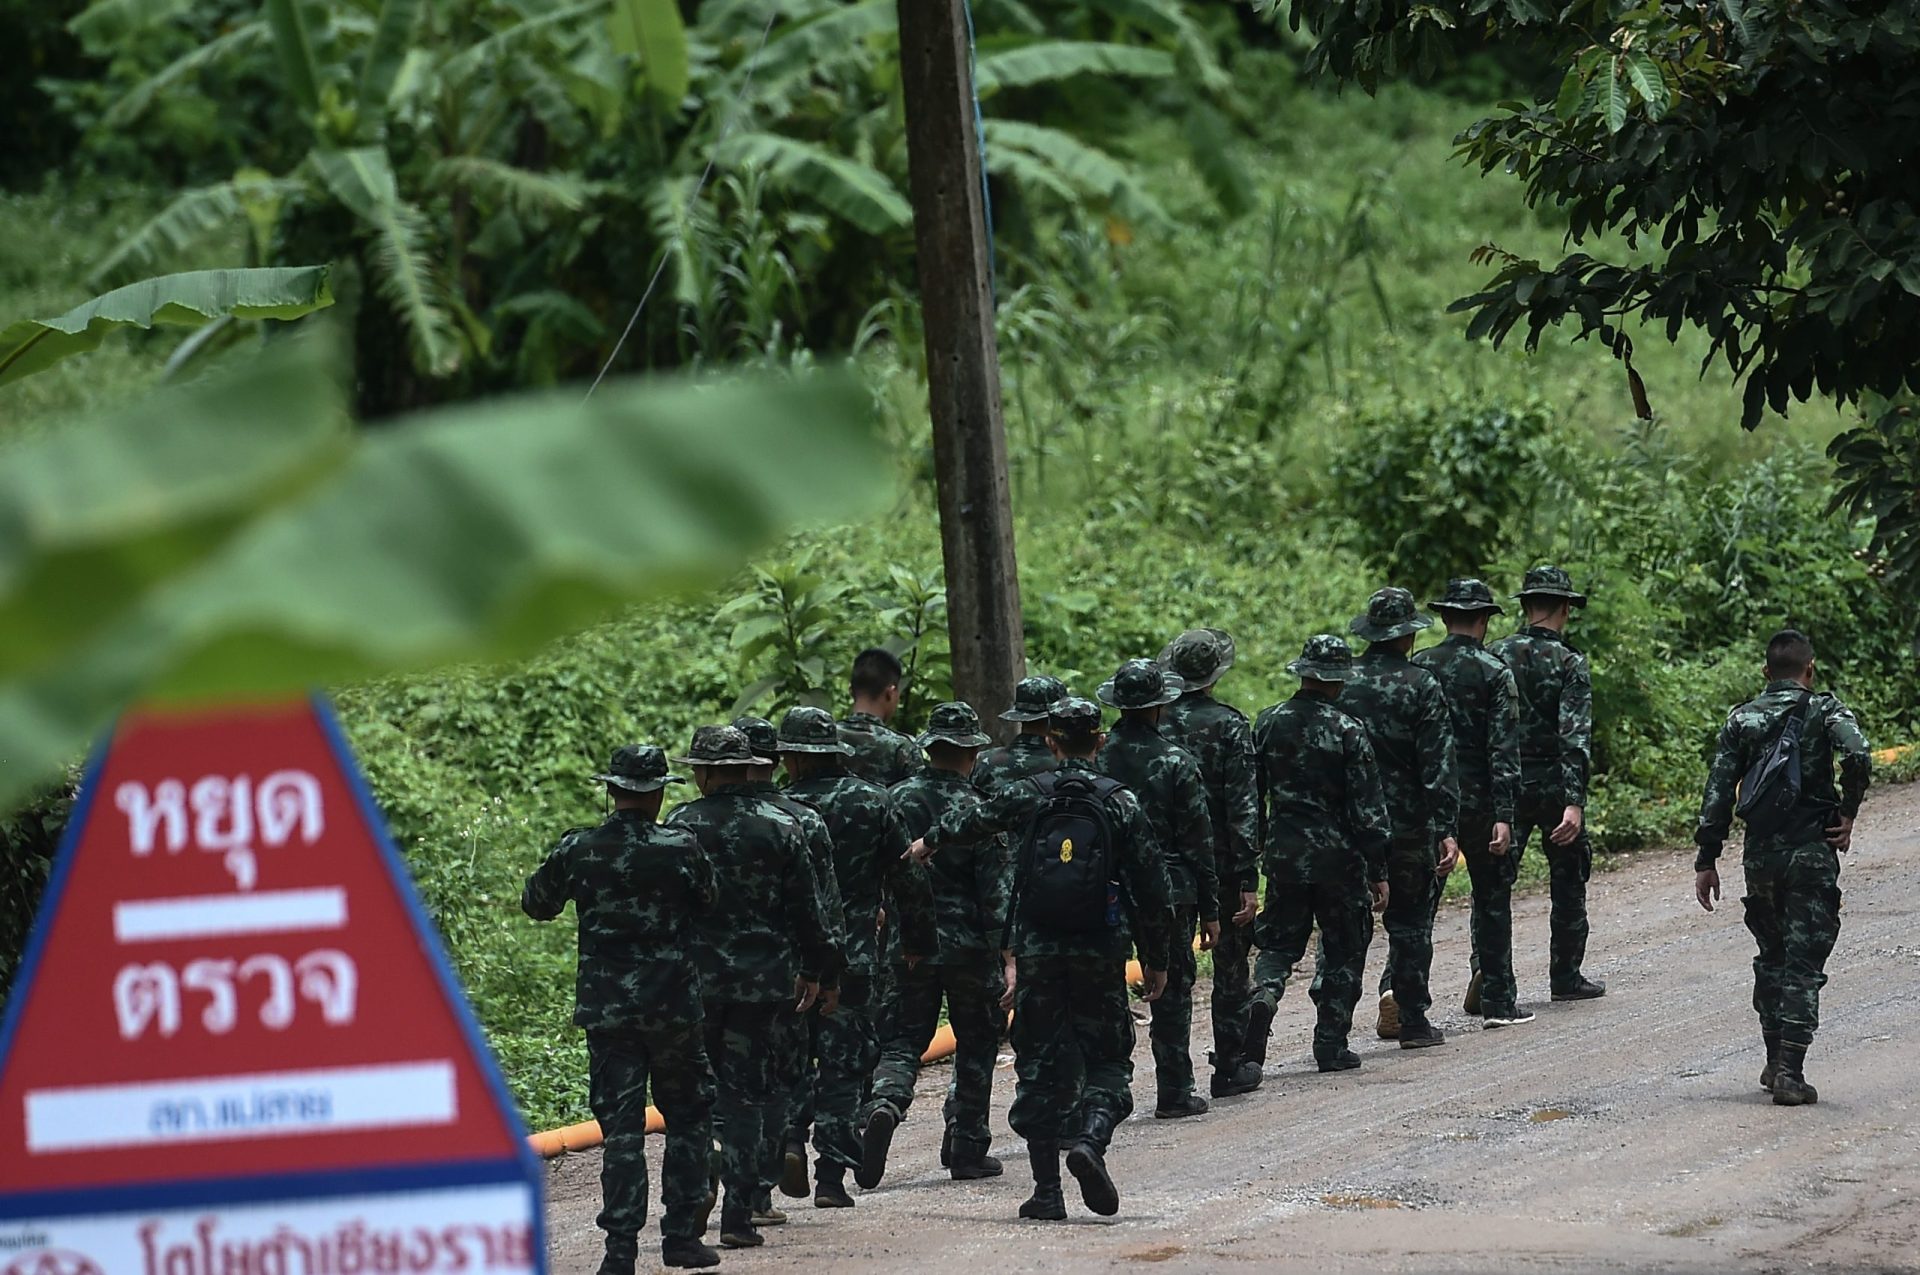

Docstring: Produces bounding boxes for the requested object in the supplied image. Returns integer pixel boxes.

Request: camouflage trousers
[1008,953,1133,1148]
[1211,882,1256,1067]
[1514,791,1592,989]
[586,1020,715,1243]
[785,974,879,1174]
[1374,835,1440,1020]
[757,1002,810,1201]
[702,998,783,1214]
[1743,841,1843,1043]
[868,953,1005,1154]
[1254,878,1374,1061]
[1458,809,1522,1016]
[1150,903,1201,1101]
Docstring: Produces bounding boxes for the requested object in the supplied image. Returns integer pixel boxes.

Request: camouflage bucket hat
[1001,674,1069,722]
[776,706,854,755]
[1350,586,1434,642]
[1428,577,1505,616]
[592,743,684,793]
[1287,633,1356,682]
[730,715,780,761]
[916,701,992,750]
[674,724,771,767]
[1157,627,1235,689]
[1514,564,1588,608]
[1096,658,1186,710]
[1048,696,1104,738]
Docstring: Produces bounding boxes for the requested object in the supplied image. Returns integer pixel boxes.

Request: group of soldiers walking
[522,565,1874,1272]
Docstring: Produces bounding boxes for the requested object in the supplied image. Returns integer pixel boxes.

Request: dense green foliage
[4,9,1914,1129]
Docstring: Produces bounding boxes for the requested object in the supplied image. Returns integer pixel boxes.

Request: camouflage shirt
[1340,647,1459,851]
[922,758,1174,970]
[837,711,921,787]
[1159,690,1260,893]
[1695,680,1872,869]
[667,782,842,1002]
[891,767,1012,958]
[1490,624,1592,806]
[972,733,1058,796]
[521,810,714,1030]
[1413,634,1522,823]
[745,781,848,980]
[786,766,936,973]
[1253,692,1392,885]
[1097,718,1220,918]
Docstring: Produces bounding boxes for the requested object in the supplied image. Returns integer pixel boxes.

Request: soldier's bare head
[1766,628,1816,685]
[926,740,981,776]
[850,648,905,718]
[1437,609,1494,640]
[607,783,664,819]
[1300,676,1343,700]
[1522,596,1571,627]
[1370,633,1418,656]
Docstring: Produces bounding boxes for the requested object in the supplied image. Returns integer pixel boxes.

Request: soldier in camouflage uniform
[1096,659,1221,1119]
[862,702,1011,1187]
[838,647,922,786]
[1246,637,1392,1073]
[1414,580,1532,1028]
[729,716,844,1225]
[1342,588,1460,1048]
[1694,629,1872,1106]
[667,726,842,1251]
[521,746,720,1272]
[1157,628,1264,1097]
[974,674,1068,795]
[1491,565,1605,1001]
[776,707,936,1206]
[907,699,1174,1222]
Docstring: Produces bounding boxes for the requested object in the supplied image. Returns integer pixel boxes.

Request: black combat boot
[661,1236,721,1270]
[1065,1111,1120,1216]
[1243,996,1278,1067]
[780,1137,810,1198]
[949,1135,1005,1180]
[1019,1142,1067,1221]
[1759,1030,1782,1092]
[596,1234,638,1275]
[857,1105,898,1189]
[1398,1014,1446,1049]
[1551,974,1607,1001]
[1462,971,1484,1016]
[718,1200,761,1249]
[814,1163,855,1208]
[1209,1052,1263,1097]
[1316,1048,1361,1073]
[1153,1092,1209,1119]
[1772,1040,1819,1106]
[939,1127,952,1169]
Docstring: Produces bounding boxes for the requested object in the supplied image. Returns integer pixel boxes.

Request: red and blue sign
[0,698,544,1274]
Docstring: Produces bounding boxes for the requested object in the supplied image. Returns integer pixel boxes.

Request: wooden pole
[896,0,1026,733]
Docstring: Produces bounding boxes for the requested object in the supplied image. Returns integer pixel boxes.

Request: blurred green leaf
[608,0,689,107]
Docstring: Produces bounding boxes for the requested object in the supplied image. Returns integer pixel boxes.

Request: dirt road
[543,782,1920,1274]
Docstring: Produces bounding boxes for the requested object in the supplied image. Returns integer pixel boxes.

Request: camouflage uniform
[1696,680,1870,1056]
[838,710,921,787]
[1096,659,1218,1111]
[1490,566,1597,995]
[921,700,1174,1217]
[1249,637,1392,1068]
[974,675,1068,795]
[873,703,1009,1176]
[1342,589,1459,1035]
[777,708,937,1196]
[521,747,716,1265]
[1413,580,1524,1020]
[1157,629,1262,1092]
[667,728,841,1238]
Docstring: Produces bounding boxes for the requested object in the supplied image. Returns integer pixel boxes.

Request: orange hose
[1874,744,1913,765]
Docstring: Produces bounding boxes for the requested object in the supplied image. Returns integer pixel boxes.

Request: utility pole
[896,0,1027,734]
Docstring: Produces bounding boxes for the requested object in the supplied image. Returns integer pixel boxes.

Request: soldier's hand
[1550,805,1584,846]
[819,985,841,1017]
[1234,891,1258,926]
[1000,954,1017,1012]
[794,977,820,1013]
[1436,837,1461,877]
[1370,880,1389,912]
[1826,813,1855,853]
[903,951,923,971]
[905,838,934,864]
[1199,920,1222,952]
[1140,968,1168,1002]
[1490,822,1512,857]
[1695,868,1721,912]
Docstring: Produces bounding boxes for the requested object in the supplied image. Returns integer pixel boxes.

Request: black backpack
[1019,772,1123,934]
[1735,693,1821,839]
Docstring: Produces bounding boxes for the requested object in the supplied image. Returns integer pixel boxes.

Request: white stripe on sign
[113,887,348,943]
[24,1060,457,1153]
